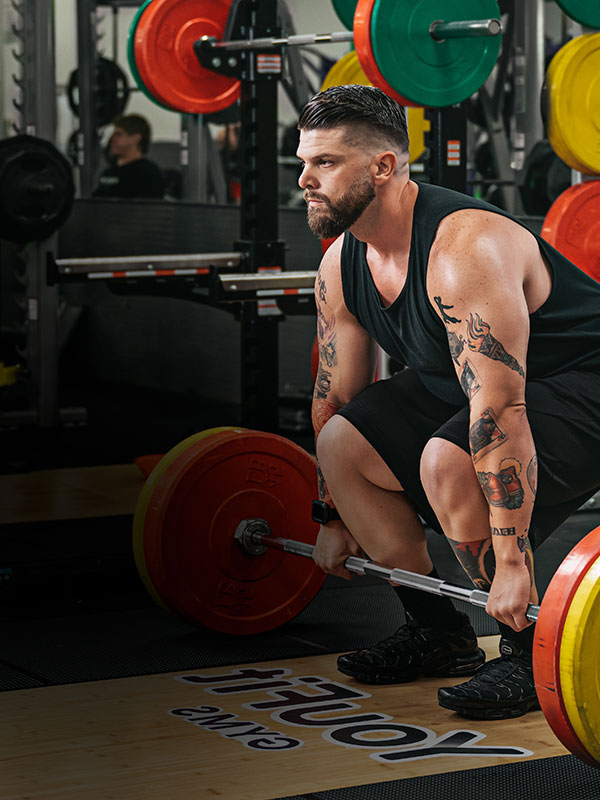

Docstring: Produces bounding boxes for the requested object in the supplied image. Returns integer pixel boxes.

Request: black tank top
[341,182,600,405]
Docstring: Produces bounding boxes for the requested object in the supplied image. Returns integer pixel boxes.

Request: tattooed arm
[428,211,545,629]
[312,237,376,503]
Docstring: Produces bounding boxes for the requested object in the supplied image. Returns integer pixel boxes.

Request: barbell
[133,426,600,768]
[129,0,503,113]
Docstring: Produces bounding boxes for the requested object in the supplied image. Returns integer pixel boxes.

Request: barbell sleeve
[206,18,502,52]
[249,531,539,622]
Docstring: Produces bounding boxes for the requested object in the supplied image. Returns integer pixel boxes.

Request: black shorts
[337,368,600,549]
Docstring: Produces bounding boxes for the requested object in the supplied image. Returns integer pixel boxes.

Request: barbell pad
[138,429,324,635]
[132,0,241,115]
[541,181,600,285]
[132,427,242,610]
[369,0,502,107]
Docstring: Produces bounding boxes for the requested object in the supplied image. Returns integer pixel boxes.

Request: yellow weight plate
[132,426,242,609]
[321,52,430,165]
[546,37,588,174]
[560,556,600,765]
[548,34,600,175]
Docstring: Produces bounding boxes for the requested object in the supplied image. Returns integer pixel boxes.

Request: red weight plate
[142,429,324,635]
[134,0,240,115]
[533,525,600,763]
[353,0,418,108]
[542,181,600,284]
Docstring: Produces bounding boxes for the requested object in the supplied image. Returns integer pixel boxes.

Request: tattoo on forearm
[477,458,525,510]
[434,296,461,324]
[466,312,525,377]
[469,407,507,461]
[491,526,516,536]
[518,534,535,585]
[526,454,538,497]
[447,330,465,364]
[317,275,327,304]
[447,537,495,591]
[321,336,337,368]
[460,359,481,400]
[317,465,327,500]
[315,365,332,399]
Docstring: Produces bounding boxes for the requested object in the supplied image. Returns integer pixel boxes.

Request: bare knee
[420,437,477,510]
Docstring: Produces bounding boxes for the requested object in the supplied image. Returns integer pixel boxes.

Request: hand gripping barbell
[133,427,600,768]
[129,0,504,113]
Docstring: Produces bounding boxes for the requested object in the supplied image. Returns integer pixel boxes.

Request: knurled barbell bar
[133,427,600,768]
[233,517,540,621]
[130,0,504,113]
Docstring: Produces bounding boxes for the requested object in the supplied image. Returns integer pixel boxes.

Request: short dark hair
[113,113,151,154]
[298,85,409,156]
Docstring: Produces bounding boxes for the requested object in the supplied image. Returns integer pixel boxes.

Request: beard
[305,173,376,239]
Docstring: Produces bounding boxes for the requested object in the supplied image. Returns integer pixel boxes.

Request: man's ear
[372,151,397,184]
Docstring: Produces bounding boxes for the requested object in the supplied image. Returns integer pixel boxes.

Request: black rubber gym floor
[1,511,597,692]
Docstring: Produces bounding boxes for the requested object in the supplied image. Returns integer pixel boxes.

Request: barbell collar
[246,524,539,622]
[204,18,501,53]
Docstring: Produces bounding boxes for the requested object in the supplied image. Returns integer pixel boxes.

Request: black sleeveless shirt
[341,182,600,405]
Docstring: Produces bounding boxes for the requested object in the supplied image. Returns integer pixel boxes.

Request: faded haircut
[297,85,409,157]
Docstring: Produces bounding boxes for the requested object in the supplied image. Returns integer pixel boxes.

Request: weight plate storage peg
[138,428,324,635]
[541,181,600,284]
[369,0,503,107]
[132,0,241,114]
[0,135,75,243]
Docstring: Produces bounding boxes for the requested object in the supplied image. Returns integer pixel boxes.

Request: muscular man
[297,85,600,720]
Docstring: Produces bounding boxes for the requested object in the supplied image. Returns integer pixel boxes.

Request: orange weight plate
[134,0,240,115]
[533,525,600,764]
[141,429,324,635]
[354,0,418,107]
[541,181,600,284]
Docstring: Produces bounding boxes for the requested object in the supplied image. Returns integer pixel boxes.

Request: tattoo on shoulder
[469,407,507,461]
[466,312,525,377]
[526,454,538,497]
[315,364,332,400]
[317,275,327,304]
[460,359,481,400]
[477,458,525,510]
[434,296,461,325]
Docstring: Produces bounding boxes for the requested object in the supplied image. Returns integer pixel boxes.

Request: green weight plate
[332,0,358,30]
[555,0,600,28]
[370,0,502,107]
[127,0,176,111]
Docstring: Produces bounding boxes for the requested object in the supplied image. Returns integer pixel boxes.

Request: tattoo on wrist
[469,407,507,461]
[466,312,525,377]
[317,465,326,500]
[447,537,495,592]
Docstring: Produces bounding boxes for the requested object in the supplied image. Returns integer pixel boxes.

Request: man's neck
[351,177,418,258]
[116,152,143,167]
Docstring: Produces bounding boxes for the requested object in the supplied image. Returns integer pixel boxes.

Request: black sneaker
[336,612,485,685]
[437,637,541,720]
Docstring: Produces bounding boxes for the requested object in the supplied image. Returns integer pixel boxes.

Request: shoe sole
[438,695,541,720]
[337,648,486,686]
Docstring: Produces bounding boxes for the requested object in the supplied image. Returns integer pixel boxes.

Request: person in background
[94,113,164,199]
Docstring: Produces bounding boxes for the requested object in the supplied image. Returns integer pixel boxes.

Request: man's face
[296,127,376,239]
[109,126,141,158]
